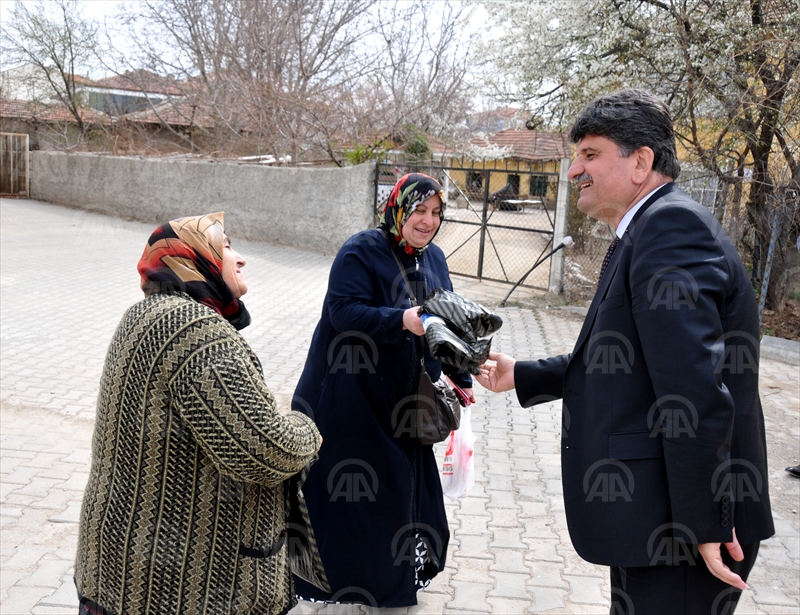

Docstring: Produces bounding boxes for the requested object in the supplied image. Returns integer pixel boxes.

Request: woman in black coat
[292,173,473,607]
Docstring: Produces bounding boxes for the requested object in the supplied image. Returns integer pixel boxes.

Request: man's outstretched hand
[698,528,747,590]
[475,351,517,393]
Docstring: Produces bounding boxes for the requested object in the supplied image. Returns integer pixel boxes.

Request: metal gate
[0,133,30,198]
[375,163,563,290]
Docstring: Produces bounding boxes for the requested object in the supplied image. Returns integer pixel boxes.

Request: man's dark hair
[569,89,681,179]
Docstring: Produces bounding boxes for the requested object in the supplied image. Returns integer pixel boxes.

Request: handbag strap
[377,228,427,368]
[377,228,418,306]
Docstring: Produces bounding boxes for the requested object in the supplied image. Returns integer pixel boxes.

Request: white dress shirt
[616,184,669,238]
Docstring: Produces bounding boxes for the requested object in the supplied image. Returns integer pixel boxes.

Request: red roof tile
[473,129,570,161]
[0,98,105,123]
[118,99,215,129]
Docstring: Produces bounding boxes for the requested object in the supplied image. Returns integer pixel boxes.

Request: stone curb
[761,335,800,366]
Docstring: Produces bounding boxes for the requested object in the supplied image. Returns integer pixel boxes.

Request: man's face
[568,135,641,225]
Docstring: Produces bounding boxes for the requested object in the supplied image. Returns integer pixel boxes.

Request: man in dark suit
[476,89,774,613]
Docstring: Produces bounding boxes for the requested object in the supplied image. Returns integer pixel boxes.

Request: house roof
[0,98,106,123]
[118,99,215,129]
[91,70,185,97]
[467,107,525,132]
[474,129,570,161]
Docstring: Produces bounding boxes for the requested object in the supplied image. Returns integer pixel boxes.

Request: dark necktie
[599,236,620,279]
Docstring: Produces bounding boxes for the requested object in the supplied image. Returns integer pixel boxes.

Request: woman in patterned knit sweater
[75,212,321,615]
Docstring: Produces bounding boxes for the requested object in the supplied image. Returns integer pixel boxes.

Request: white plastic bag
[441,404,476,500]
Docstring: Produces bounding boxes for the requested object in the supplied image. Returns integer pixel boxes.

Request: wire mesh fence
[375,161,798,308]
[558,165,752,303]
[376,163,560,290]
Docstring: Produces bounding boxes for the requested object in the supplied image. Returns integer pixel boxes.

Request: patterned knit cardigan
[75,293,321,615]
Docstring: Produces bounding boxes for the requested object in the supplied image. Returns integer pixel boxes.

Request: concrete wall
[30,151,375,254]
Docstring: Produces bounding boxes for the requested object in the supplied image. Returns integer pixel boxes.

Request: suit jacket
[515,183,774,568]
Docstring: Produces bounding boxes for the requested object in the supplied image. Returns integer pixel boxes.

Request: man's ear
[632,147,655,184]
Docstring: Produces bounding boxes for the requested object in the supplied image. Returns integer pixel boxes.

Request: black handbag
[413,337,461,444]
[285,457,330,592]
[379,229,461,445]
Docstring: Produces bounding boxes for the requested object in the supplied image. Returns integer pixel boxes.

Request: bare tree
[107,0,476,164]
[117,0,375,160]
[1,0,99,137]
[480,0,800,310]
[332,0,477,162]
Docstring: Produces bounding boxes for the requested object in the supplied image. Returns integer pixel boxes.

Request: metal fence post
[25,134,30,198]
[548,157,571,293]
[476,169,491,280]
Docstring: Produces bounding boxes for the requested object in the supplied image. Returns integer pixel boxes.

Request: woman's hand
[402,307,425,336]
[461,387,477,404]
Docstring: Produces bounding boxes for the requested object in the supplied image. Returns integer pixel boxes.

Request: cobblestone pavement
[1,198,798,614]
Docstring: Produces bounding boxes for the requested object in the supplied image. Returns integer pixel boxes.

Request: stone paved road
[1,198,798,614]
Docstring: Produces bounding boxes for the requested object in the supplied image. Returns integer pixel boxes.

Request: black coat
[292,229,471,606]
[514,183,774,568]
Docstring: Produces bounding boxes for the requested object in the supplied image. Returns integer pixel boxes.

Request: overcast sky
[1,0,497,108]
[0,0,131,21]
[1,0,139,67]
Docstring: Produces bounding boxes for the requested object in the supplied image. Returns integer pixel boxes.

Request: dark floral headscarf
[137,211,250,330]
[378,172,445,256]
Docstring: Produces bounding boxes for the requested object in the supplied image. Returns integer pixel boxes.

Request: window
[467,172,483,197]
[530,174,548,197]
